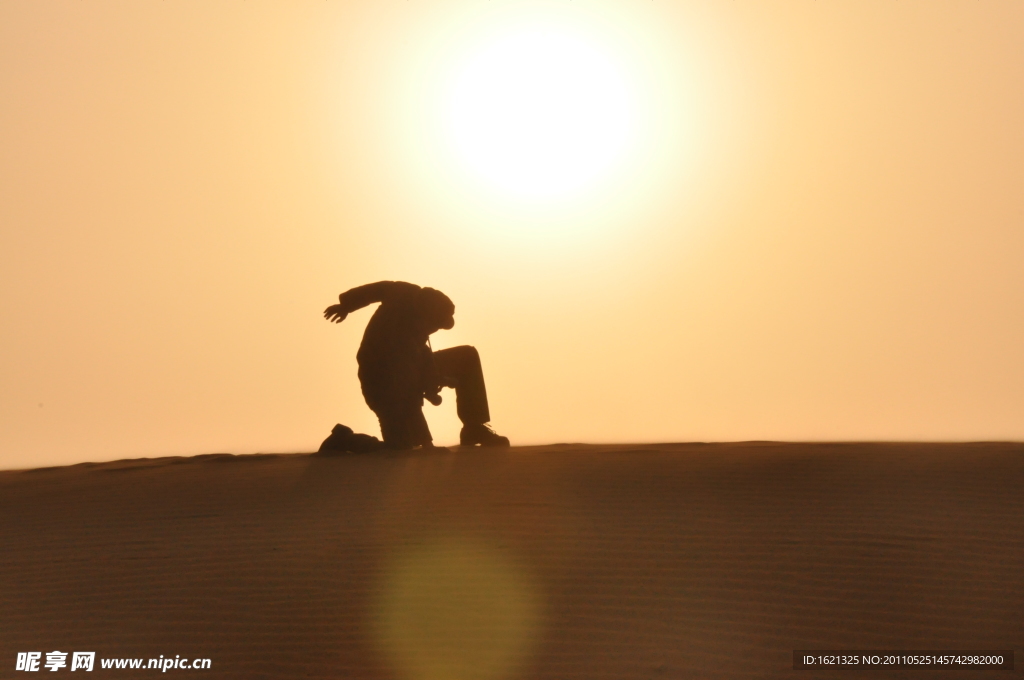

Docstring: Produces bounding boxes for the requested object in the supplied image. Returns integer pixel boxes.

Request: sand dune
[1,443,1021,679]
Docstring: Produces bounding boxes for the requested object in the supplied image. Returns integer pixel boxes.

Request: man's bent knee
[438,345,480,365]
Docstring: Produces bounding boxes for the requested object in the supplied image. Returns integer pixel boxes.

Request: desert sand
[1,442,1021,679]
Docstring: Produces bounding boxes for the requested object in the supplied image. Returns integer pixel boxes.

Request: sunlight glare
[445,28,636,200]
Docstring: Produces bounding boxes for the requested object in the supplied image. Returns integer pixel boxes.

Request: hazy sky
[2,1,1022,469]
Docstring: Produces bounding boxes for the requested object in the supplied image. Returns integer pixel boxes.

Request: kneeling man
[324,281,509,449]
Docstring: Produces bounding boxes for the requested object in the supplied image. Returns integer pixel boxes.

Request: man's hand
[324,304,348,323]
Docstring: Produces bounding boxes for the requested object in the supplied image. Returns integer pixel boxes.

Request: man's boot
[460,423,510,447]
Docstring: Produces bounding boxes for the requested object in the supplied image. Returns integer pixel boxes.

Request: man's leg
[361,372,433,449]
[432,345,490,425]
[375,404,432,449]
[432,346,509,446]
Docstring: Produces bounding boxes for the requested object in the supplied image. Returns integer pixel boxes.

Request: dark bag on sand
[318,423,385,454]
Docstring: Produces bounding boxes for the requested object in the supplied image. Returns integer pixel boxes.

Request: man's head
[417,287,455,333]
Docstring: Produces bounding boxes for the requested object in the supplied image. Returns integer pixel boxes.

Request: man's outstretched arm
[323,281,419,323]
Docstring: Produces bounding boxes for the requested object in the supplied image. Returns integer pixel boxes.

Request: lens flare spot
[372,536,544,680]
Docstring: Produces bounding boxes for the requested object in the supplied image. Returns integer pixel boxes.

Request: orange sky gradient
[2,1,1022,469]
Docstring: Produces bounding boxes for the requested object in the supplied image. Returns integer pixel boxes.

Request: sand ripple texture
[1,442,1022,679]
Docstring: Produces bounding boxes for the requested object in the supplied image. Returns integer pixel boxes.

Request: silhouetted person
[323,281,509,450]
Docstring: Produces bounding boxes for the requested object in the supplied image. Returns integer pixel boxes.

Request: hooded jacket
[335,281,454,413]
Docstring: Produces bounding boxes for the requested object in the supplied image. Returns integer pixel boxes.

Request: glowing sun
[445,27,636,200]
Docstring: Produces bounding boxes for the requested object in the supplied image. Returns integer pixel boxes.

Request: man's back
[353,281,426,372]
